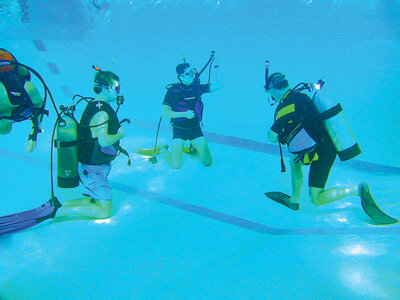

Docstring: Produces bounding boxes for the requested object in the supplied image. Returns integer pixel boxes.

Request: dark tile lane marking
[32,40,47,52]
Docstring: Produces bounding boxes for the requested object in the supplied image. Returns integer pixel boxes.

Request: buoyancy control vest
[167,83,206,124]
[273,91,318,156]
[0,73,37,122]
[78,100,120,165]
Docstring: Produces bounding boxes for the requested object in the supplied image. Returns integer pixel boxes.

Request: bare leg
[56,199,112,219]
[309,185,360,206]
[289,155,304,204]
[160,139,185,169]
[190,136,212,167]
[61,197,93,207]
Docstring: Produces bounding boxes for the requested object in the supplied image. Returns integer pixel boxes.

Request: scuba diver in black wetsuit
[266,72,367,210]
[0,48,47,152]
[55,68,127,219]
[160,60,223,169]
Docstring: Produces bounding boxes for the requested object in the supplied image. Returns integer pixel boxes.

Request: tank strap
[114,144,131,166]
[54,140,78,148]
[319,103,343,120]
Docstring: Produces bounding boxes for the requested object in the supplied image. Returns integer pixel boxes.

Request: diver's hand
[25,140,36,153]
[118,127,125,139]
[182,110,195,119]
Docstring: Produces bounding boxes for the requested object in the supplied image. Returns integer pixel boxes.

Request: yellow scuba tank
[55,114,79,188]
[312,80,361,161]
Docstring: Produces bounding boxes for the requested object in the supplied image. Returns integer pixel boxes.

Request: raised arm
[209,66,224,92]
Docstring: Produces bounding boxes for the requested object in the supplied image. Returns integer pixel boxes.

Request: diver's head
[176,63,196,86]
[93,70,120,102]
[0,48,17,73]
[0,49,31,81]
[266,72,290,103]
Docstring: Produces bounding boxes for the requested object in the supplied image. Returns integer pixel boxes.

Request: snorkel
[264,61,290,105]
[264,60,274,106]
[179,51,216,86]
[197,50,216,85]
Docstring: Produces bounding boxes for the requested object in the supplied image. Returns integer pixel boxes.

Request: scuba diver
[55,68,127,219]
[159,55,223,169]
[265,72,363,206]
[264,65,398,224]
[0,48,47,152]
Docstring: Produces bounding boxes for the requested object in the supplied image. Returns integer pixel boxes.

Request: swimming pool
[1,1,400,299]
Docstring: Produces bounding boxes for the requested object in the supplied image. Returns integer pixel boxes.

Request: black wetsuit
[270,91,337,188]
[162,83,211,141]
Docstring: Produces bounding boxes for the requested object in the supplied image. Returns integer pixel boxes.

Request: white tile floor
[1,121,400,299]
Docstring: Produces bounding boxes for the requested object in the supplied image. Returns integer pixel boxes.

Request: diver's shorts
[172,125,204,141]
[78,162,112,200]
[308,139,337,188]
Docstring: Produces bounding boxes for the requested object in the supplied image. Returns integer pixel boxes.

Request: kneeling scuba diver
[135,51,222,167]
[264,60,397,225]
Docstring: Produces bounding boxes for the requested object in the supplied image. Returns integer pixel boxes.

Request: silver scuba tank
[312,81,361,161]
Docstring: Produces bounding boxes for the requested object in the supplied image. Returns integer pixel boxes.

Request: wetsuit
[162,83,211,141]
[78,100,120,200]
[270,91,337,188]
[0,73,35,122]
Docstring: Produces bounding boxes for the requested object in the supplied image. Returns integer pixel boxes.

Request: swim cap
[176,63,190,75]
[267,72,288,90]
[0,48,17,73]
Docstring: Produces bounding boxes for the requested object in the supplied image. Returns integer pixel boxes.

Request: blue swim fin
[360,183,398,225]
[265,191,300,211]
[0,197,61,234]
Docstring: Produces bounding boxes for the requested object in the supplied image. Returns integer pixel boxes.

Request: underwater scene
[1,0,400,299]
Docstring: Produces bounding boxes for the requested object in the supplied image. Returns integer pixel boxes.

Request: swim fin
[0,197,61,234]
[265,191,300,211]
[359,183,398,225]
[134,145,167,156]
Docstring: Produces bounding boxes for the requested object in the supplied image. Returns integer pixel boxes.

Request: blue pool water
[1,1,400,299]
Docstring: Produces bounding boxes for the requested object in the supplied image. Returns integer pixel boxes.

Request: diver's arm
[161,104,194,119]
[24,81,43,107]
[25,113,40,153]
[268,129,279,143]
[209,66,224,92]
[91,111,125,147]
[24,81,46,152]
